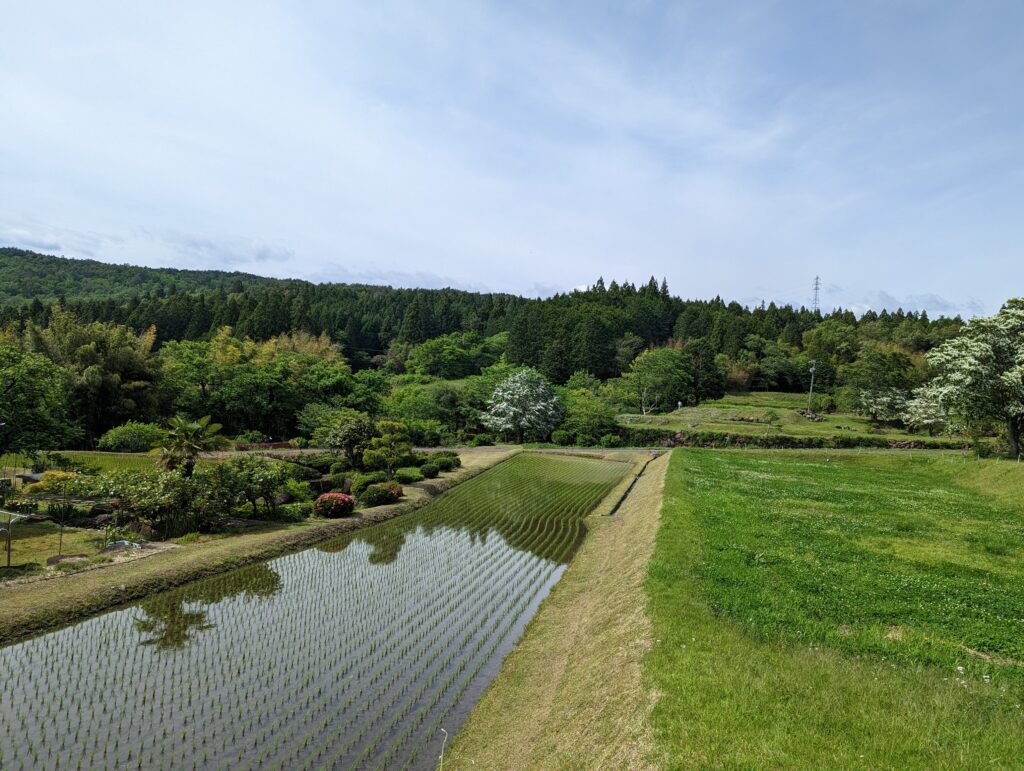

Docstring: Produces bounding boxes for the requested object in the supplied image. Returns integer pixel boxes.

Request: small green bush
[302,453,345,473]
[329,459,352,475]
[283,478,313,502]
[276,501,313,521]
[351,471,387,496]
[599,433,622,448]
[550,430,573,446]
[22,471,82,495]
[96,421,165,453]
[472,434,495,446]
[279,461,321,481]
[359,483,402,507]
[419,462,439,479]
[432,455,454,472]
[234,430,269,444]
[394,467,424,484]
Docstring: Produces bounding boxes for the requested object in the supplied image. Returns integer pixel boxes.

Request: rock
[274,491,293,506]
[309,476,335,494]
[126,521,156,541]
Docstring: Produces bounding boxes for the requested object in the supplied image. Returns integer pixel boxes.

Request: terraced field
[0,452,629,770]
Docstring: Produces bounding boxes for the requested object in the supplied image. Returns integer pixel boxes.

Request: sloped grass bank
[448,453,666,770]
[647,449,1024,768]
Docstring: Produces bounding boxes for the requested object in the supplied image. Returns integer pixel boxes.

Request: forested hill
[0,247,962,379]
[0,247,526,366]
[0,247,279,305]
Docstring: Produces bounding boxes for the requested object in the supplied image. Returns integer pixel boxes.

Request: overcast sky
[2,1,1021,316]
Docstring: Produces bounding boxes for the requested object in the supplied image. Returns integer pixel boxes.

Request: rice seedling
[0,453,626,770]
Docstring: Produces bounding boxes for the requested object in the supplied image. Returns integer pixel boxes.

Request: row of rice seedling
[0,453,627,770]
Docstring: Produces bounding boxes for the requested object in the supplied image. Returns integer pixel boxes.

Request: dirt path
[446,452,670,770]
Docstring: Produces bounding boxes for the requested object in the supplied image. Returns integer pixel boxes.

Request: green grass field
[621,391,962,445]
[2,521,108,568]
[0,451,157,476]
[647,449,1024,767]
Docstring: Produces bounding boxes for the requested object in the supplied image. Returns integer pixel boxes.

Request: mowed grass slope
[448,453,662,770]
[648,449,1024,768]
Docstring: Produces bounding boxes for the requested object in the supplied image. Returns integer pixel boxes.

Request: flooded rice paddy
[0,453,628,770]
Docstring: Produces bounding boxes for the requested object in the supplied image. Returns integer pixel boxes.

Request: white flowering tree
[923,298,1024,455]
[855,388,909,424]
[481,368,563,444]
[902,387,948,436]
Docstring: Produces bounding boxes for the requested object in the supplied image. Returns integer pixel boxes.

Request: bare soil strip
[446,452,670,770]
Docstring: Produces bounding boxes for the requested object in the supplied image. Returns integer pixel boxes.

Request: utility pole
[807,359,817,414]
[812,275,821,315]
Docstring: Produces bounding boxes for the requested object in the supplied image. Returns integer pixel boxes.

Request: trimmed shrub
[22,471,82,495]
[278,461,321,481]
[302,453,346,474]
[394,467,424,484]
[471,434,494,446]
[359,483,402,507]
[419,462,439,479]
[314,492,355,518]
[234,430,269,444]
[96,421,165,453]
[598,433,622,448]
[282,479,313,503]
[351,471,387,496]
[550,430,573,446]
[276,501,314,521]
[329,459,352,475]
[432,455,455,472]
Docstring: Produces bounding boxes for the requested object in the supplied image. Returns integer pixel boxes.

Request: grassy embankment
[0,448,515,646]
[448,451,666,770]
[647,449,1024,767]
[452,448,1023,768]
[620,391,967,446]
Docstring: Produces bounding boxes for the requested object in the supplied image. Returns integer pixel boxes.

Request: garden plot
[0,452,627,770]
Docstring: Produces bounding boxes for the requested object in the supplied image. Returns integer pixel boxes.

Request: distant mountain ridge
[0,247,286,305]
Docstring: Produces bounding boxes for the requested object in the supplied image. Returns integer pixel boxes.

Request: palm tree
[151,414,229,477]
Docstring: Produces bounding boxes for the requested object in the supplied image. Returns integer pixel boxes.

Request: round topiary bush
[394,467,424,484]
[234,430,269,444]
[432,455,457,472]
[329,460,352,475]
[96,421,166,453]
[359,483,402,507]
[419,462,439,479]
[314,492,355,518]
[352,471,387,496]
[550,430,573,446]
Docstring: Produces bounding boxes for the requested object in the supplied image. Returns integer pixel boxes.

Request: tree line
[3,249,1019,457]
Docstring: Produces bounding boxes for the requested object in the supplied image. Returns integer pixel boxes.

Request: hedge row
[617,426,971,451]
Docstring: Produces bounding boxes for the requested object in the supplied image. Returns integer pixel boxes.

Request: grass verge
[646,449,1024,768]
[447,452,669,770]
[0,448,516,646]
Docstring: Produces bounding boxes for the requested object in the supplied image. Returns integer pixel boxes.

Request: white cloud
[0,1,1020,317]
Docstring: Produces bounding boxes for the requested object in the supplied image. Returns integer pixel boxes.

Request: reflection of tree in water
[134,563,282,649]
[317,479,598,567]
